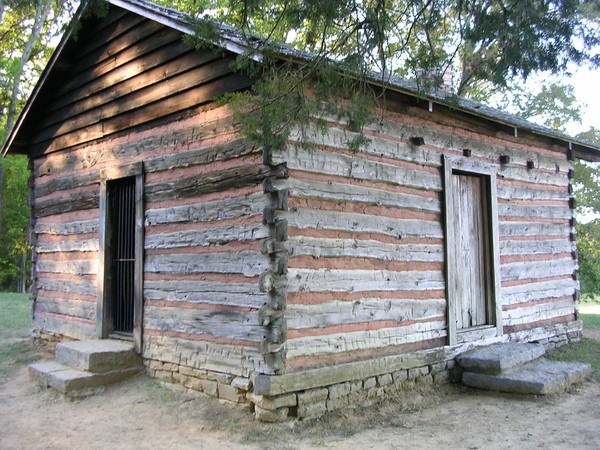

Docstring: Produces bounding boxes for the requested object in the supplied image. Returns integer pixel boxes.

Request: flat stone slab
[462,359,591,395]
[457,343,546,374]
[56,339,141,373]
[29,360,142,396]
[29,361,70,387]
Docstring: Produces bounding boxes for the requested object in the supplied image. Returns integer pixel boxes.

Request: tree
[0,0,77,292]
[166,0,600,148]
[0,154,29,292]
[573,128,600,295]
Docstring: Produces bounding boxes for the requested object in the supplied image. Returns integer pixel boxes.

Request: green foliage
[163,0,600,150]
[577,220,600,294]
[167,0,600,97]
[0,0,77,144]
[0,155,30,292]
[572,131,600,296]
[514,83,583,130]
[220,55,375,150]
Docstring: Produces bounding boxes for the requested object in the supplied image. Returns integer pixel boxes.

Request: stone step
[457,342,546,375]
[462,359,591,395]
[55,339,141,373]
[29,360,142,397]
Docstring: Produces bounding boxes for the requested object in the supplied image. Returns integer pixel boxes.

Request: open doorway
[98,163,144,352]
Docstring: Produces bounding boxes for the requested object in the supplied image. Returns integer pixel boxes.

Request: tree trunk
[3,0,54,138]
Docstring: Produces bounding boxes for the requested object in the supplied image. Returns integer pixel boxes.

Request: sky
[569,66,600,136]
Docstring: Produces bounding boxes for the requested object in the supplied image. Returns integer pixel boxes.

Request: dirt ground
[1,347,600,450]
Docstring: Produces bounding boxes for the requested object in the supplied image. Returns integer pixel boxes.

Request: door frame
[442,155,502,345]
[97,162,144,353]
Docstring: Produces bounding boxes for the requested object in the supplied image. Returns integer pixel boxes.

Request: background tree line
[0,0,599,294]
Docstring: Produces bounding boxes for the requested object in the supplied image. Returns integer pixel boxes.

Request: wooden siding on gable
[26,8,253,157]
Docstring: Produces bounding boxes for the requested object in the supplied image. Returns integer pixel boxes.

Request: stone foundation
[532,326,582,351]
[144,359,253,404]
[30,320,584,421]
[249,359,459,422]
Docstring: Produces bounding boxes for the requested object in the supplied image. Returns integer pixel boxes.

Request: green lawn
[0,293,39,378]
[547,313,600,380]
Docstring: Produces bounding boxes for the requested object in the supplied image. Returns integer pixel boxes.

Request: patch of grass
[580,313,600,330]
[0,293,31,339]
[547,338,600,381]
[0,340,39,376]
[0,292,38,379]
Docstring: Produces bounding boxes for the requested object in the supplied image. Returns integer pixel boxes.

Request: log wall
[273,93,578,373]
[28,8,278,377]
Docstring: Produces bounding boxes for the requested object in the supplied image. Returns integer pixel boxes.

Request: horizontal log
[35,296,95,321]
[497,203,571,220]
[497,185,569,202]
[146,164,287,204]
[499,238,573,257]
[508,319,581,343]
[34,191,99,218]
[501,257,576,282]
[253,319,580,394]
[284,208,444,239]
[498,166,568,187]
[144,279,267,309]
[272,176,441,213]
[145,223,268,249]
[287,236,444,262]
[144,251,269,277]
[36,237,99,253]
[33,311,96,340]
[501,279,576,305]
[144,140,259,174]
[143,333,266,377]
[61,18,161,87]
[287,268,445,293]
[59,23,181,97]
[36,259,98,276]
[289,120,570,185]
[35,57,236,144]
[34,219,99,236]
[34,171,100,199]
[35,275,97,297]
[145,192,267,226]
[502,300,575,326]
[288,124,444,168]
[34,110,239,175]
[144,305,264,343]
[286,298,446,329]
[285,319,446,359]
[499,221,570,238]
[274,146,441,191]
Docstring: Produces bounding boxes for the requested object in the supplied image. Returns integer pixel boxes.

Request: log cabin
[3,0,600,420]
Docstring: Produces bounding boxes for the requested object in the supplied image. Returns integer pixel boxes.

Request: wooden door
[451,173,492,330]
[443,156,502,345]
